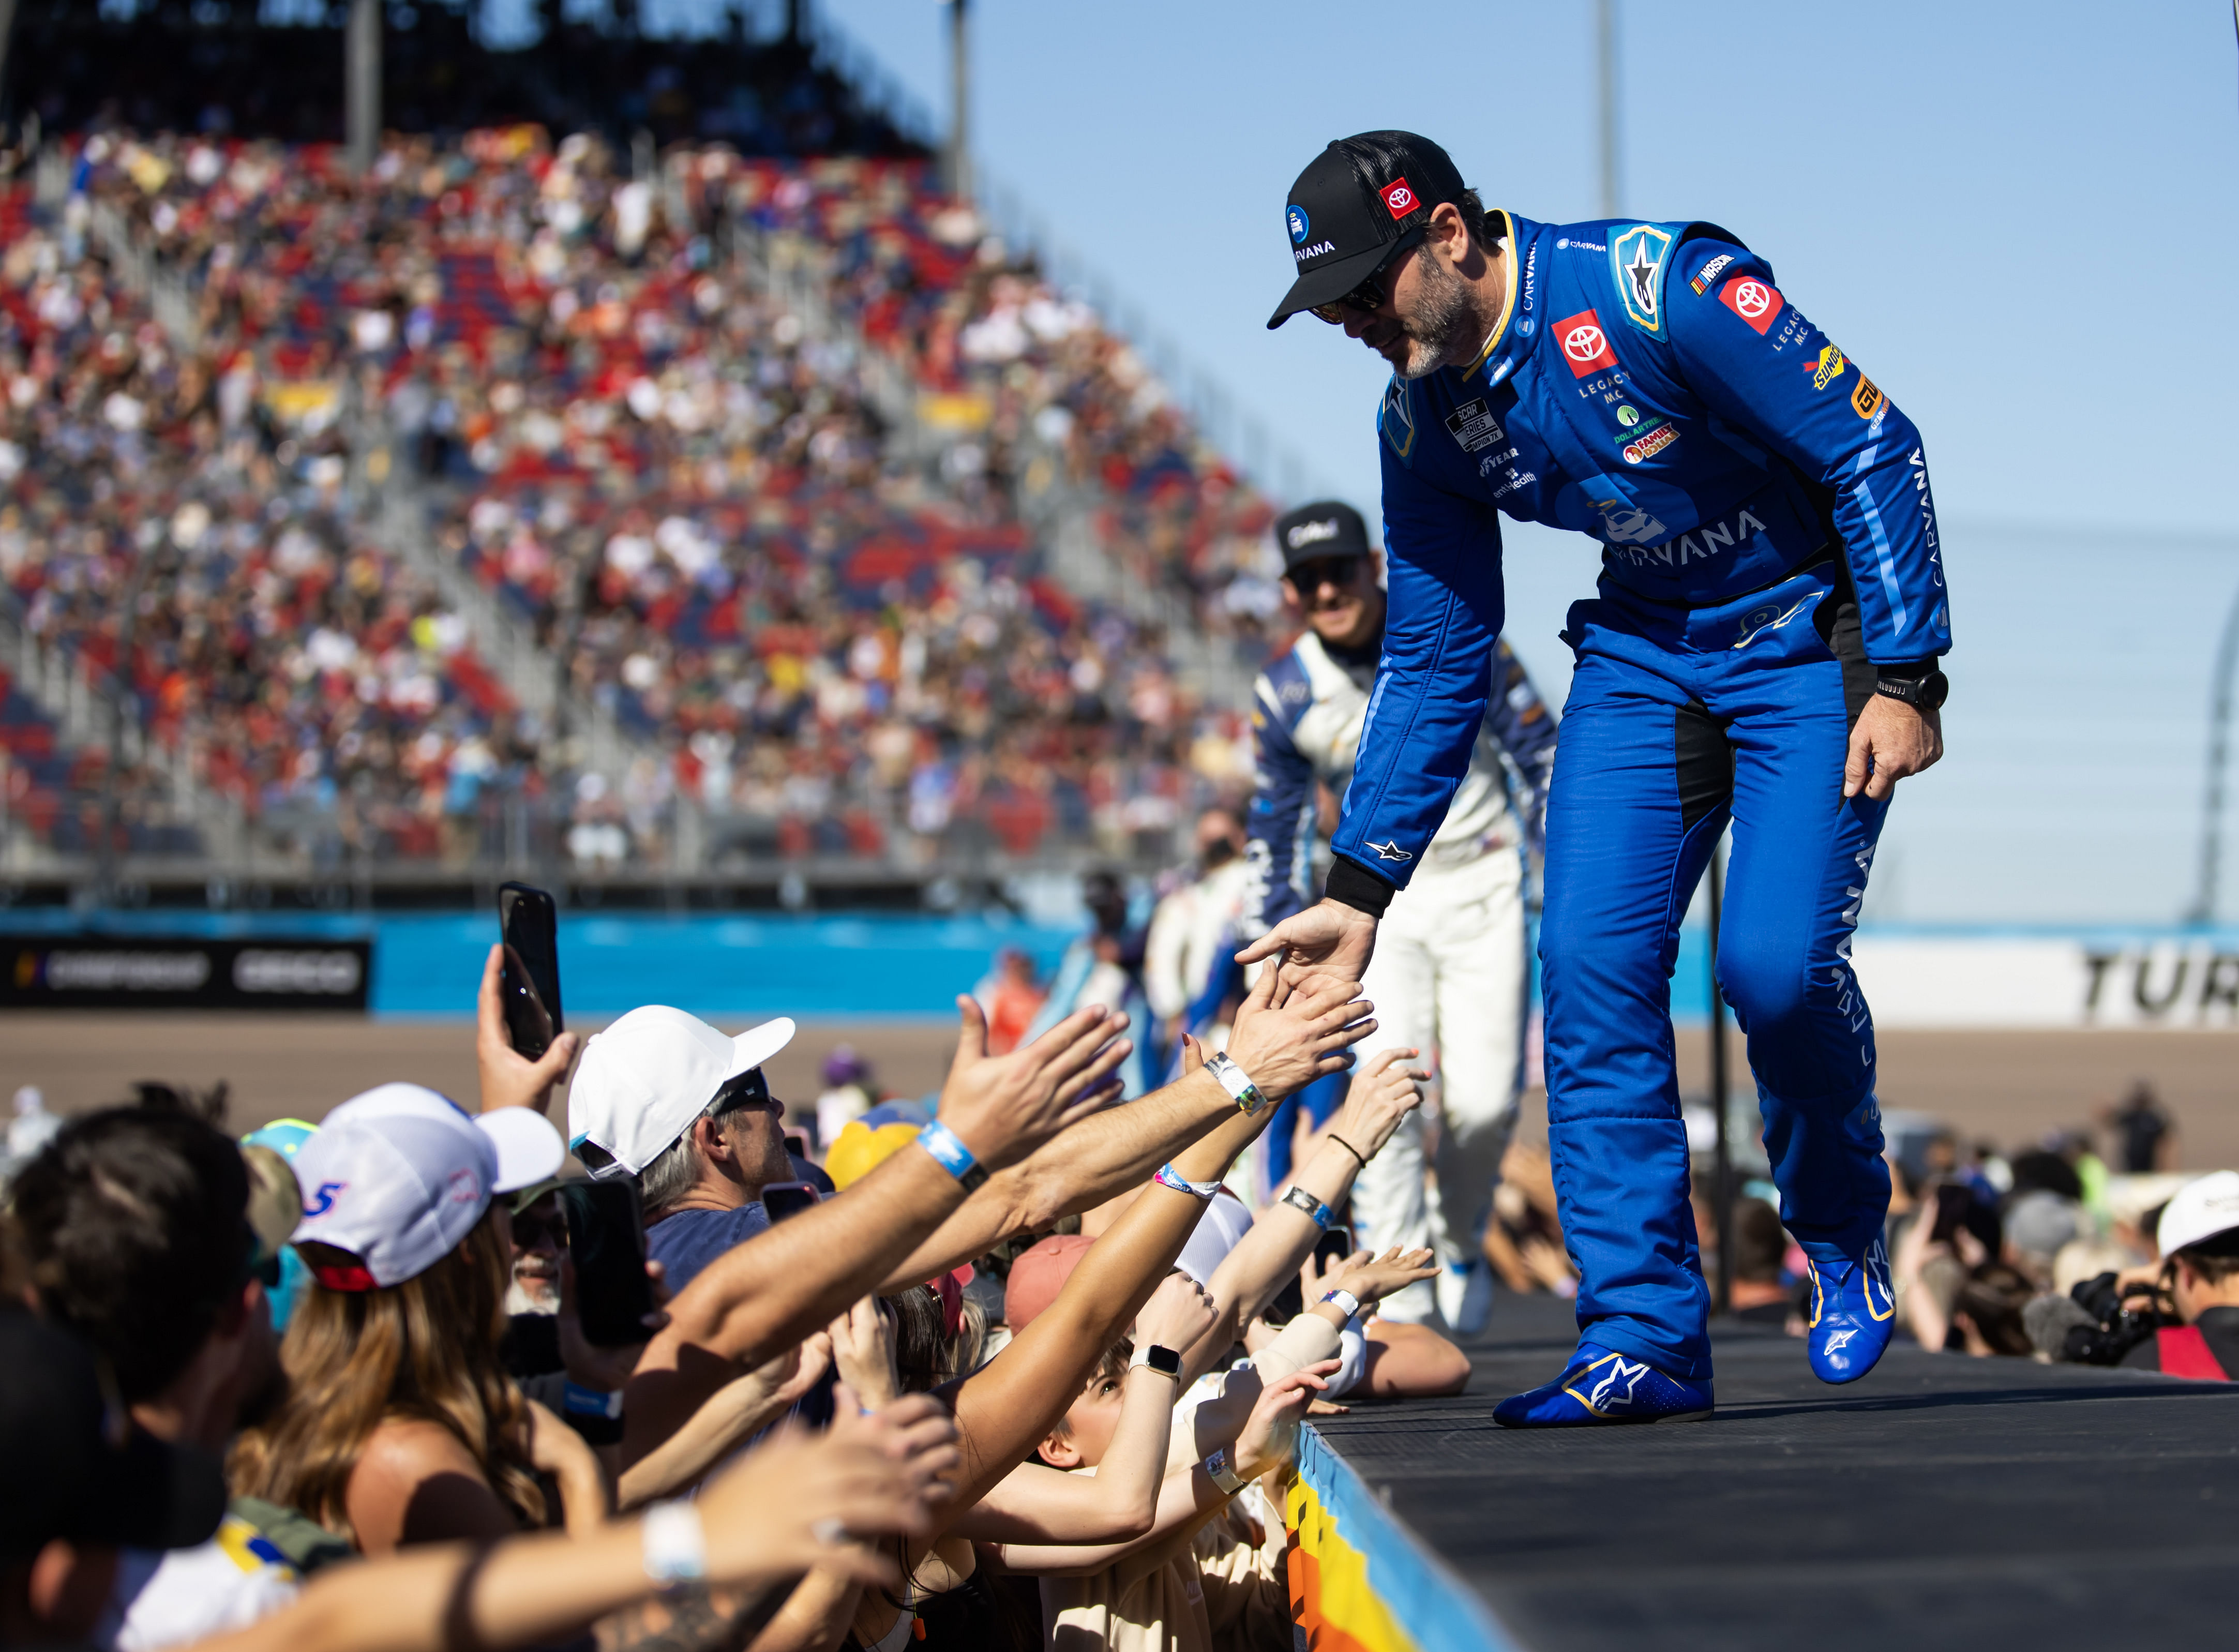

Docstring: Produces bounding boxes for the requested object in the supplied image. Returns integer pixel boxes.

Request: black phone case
[557,1181,655,1347]
[498,883,564,1060]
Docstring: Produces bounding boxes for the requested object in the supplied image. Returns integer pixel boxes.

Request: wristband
[563,1381,624,1420]
[1281,1185,1334,1230]
[1129,1344,1183,1378]
[1204,1448,1248,1496]
[1153,1162,1221,1200]
[916,1119,989,1192]
[640,1500,707,1588]
[1320,1287,1361,1319]
[1326,1135,1369,1171]
[1203,1050,1269,1118]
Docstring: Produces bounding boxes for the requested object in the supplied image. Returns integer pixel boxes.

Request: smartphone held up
[498,882,564,1060]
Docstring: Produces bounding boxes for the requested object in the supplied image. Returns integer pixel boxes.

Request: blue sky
[642,1,2239,920]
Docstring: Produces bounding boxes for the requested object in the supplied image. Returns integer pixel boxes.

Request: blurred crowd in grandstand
[0,118,1281,874]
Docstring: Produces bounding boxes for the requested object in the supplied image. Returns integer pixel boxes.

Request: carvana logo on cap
[1287,205,1310,245]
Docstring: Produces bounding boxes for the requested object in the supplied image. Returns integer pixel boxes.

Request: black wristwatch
[1131,1344,1183,1379]
[1872,667,1948,711]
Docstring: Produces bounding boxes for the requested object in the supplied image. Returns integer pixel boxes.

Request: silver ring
[810,1518,847,1546]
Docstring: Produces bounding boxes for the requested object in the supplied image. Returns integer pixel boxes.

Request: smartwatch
[1320,1287,1361,1320]
[1872,666,1948,711]
[1129,1344,1183,1379]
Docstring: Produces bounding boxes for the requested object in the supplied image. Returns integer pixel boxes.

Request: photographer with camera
[2029,1173,2239,1378]
[2115,1174,2239,1380]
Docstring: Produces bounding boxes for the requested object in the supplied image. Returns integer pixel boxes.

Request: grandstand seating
[0,126,1267,872]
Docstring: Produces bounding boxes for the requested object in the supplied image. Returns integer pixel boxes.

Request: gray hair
[637,1109,713,1219]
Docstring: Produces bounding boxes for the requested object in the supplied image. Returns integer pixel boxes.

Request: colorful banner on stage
[1284,1425,1517,1652]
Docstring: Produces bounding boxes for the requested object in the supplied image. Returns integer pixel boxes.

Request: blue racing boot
[1492,1341,1715,1427]
[1805,1237,1897,1384]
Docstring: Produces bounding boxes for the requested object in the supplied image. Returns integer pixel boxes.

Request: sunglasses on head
[709,1068,774,1118]
[1309,226,1427,324]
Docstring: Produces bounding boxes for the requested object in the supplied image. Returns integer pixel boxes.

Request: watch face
[1146,1345,1182,1375]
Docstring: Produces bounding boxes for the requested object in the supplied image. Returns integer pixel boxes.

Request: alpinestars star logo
[1610,224,1672,334]
[1823,1329,1859,1355]
[1365,839,1414,864]
[1588,1357,1650,1412]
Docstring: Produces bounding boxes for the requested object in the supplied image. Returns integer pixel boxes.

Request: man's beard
[1395,250,1483,380]
[508,1274,562,1315]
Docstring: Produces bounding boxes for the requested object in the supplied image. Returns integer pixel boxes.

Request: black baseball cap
[0,1310,227,1557]
[1272,501,1373,574]
[1267,131,1471,329]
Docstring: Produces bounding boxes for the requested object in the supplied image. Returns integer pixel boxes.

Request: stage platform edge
[1285,1420,1521,1652]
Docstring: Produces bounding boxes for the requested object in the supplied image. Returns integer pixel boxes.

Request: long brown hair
[229,1208,543,1542]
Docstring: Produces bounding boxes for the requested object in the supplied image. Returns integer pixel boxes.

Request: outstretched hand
[1231,1359,1340,1481]
[1330,1047,1429,1162]
[476,942,579,1114]
[697,1394,959,1588]
[937,995,1132,1171]
[1235,899,1379,993]
[1222,966,1375,1102]
[1323,1244,1437,1310]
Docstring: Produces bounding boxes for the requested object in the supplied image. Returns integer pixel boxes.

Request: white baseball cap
[2157,1170,2239,1259]
[567,1008,796,1177]
[290,1084,565,1289]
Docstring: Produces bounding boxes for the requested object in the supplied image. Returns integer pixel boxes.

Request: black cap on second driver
[1267,131,1469,330]
[1272,501,1372,574]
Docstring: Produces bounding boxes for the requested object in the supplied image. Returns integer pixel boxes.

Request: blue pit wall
[10,911,2231,1023]
[0,910,1082,1020]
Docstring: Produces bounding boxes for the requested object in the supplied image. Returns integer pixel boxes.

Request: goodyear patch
[1610,223,1673,336]
[1379,377,1417,462]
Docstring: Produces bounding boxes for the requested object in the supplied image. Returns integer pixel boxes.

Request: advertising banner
[1851,935,2239,1030]
[0,935,373,1012]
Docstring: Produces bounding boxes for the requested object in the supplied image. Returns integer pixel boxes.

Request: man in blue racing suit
[1242,130,1950,1425]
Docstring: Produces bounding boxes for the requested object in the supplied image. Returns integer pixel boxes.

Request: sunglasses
[1309,227,1426,324]
[1286,556,1367,591]
[511,1210,566,1251]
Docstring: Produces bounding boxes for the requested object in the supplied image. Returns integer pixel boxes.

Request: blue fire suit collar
[1465,211,1552,394]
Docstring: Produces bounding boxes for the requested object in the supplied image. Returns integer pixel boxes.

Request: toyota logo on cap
[1287,205,1310,245]
[1380,178,1416,218]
